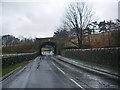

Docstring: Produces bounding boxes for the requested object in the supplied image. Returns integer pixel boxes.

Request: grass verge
[2,61,28,77]
[41,48,51,51]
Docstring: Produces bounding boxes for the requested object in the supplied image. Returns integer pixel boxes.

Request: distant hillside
[65,30,120,48]
[2,42,37,54]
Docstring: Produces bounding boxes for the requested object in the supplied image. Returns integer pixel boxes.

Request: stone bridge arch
[39,41,57,55]
[35,37,63,55]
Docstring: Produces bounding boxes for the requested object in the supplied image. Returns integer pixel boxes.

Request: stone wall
[2,52,38,68]
[61,47,120,68]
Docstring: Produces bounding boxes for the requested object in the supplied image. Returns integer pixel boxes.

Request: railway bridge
[35,37,64,55]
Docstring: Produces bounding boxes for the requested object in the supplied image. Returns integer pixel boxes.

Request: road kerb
[54,56,120,80]
[1,66,22,82]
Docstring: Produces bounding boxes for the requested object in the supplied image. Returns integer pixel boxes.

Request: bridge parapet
[35,37,64,55]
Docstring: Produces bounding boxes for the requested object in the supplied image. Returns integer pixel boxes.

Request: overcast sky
[1,0,119,38]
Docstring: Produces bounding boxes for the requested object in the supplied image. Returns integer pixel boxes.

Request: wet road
[2,56,119,89]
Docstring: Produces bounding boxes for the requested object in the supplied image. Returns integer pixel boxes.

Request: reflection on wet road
[2,56,119,89]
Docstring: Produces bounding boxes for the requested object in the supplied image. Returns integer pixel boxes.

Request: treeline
[1,35,35,47]
[1,35,37,54]
[53,2,120,49]
[2,42,36,53]
[54,19,120,49]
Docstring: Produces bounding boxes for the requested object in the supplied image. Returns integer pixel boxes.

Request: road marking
[52,62,56,66]
[70,79,85,90]
[52,62,65,75]
[56,67,65,75]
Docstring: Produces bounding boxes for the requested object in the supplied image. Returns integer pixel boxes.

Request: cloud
[2,2,68,38]
[1,0,119,38]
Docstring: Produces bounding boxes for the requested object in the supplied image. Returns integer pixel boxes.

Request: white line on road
[70,79,85,90]
[52,62,56,66]
[56,67,65,75]
[52,62,65,74]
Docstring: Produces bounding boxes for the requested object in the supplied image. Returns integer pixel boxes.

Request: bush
[2,42,37,54]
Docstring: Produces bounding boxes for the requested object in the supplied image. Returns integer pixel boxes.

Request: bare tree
[54,25,69,40]
[2,35,20,47]
[115,19,120,30]
[63,2,94,48]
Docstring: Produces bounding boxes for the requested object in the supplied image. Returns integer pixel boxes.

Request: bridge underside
[39,42,57,55]
[36,37,63,55]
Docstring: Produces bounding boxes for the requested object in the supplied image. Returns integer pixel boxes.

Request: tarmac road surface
[2,55,119,89]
